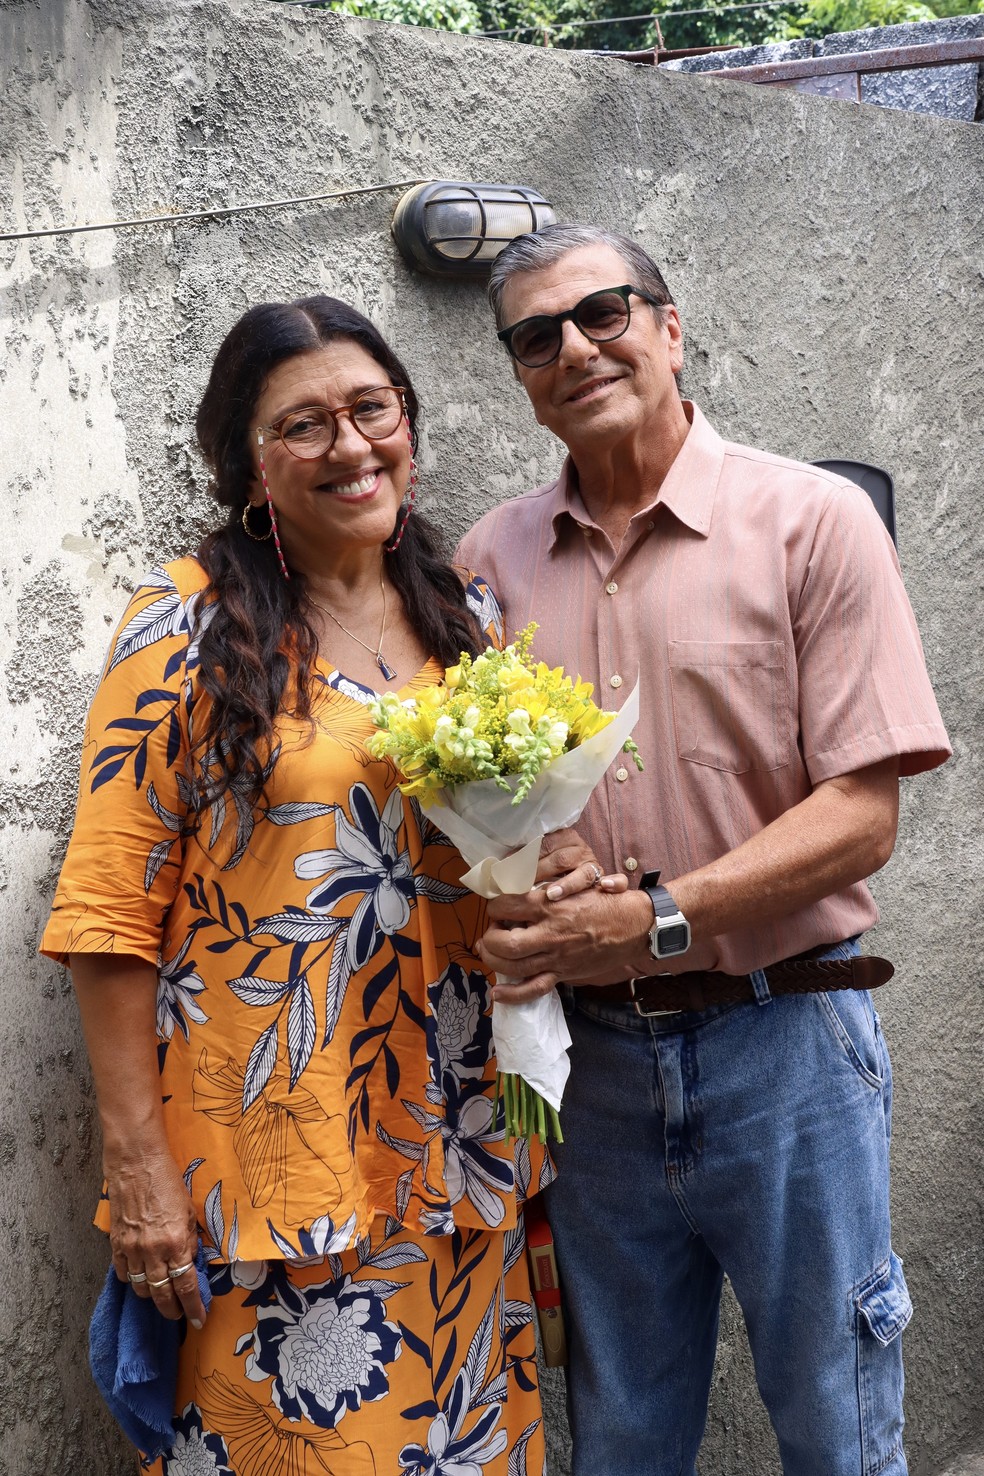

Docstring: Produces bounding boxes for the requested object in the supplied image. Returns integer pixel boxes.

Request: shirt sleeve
[793,483,951,783]
[39,565,205,967]
[463,572,505,650]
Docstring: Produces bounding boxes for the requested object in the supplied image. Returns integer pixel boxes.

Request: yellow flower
[368,621,641,803]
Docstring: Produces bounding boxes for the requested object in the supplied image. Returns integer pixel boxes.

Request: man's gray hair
[488,223,675,327]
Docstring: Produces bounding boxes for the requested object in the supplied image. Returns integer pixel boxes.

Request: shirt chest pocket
[668,640,791,773]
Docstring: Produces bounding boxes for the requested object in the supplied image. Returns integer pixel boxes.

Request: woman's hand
[70,953,208,1327]
[107,1149,206,1326]
[533,827,629,901]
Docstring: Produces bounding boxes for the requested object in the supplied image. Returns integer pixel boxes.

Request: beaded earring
[384,417,418,556]
[256,431,290,582]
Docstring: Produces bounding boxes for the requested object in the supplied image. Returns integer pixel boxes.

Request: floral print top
[41,557,552,1261]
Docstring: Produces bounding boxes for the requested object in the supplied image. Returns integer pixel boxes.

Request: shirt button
[624,856,638,872]
[609,674,623,689]
[583,527,593,537]
[646,520,655,530]
[615,767,628,782]
[606,581,618,595]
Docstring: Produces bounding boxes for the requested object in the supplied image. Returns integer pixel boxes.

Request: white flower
[228,1260,267,1290]
[156,935,208,1042]
[443,1094,510,1228]
[295,784,415,969]
[277,1299,381,1410]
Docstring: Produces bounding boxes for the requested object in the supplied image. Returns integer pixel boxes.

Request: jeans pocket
[817,988,885,1088]
[855,1252,911,1475]
[668,639,790,773]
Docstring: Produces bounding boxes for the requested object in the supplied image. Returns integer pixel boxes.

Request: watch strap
[640,870,678,918]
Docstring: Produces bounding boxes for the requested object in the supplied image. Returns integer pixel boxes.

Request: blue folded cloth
[89,1247,211,1460]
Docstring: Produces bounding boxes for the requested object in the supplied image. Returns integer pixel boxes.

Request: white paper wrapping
[422,683,640,1113]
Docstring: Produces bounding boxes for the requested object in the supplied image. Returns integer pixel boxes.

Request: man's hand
[481,885,654,1001]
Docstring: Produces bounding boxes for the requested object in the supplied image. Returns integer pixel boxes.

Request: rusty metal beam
[609,35,984,75]
[699,35,984,83]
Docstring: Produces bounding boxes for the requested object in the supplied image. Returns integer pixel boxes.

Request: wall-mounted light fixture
[392,180,556,279]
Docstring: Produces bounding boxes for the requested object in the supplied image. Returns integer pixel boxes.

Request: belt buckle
[629,976,681,1019]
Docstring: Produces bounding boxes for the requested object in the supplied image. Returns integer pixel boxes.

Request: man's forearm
[665,756,900,956]
[482,757,901,994]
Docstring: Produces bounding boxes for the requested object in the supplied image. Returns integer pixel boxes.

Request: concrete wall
[1,0,981,1470]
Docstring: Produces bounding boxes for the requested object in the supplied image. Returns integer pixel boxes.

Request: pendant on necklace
[376,654,397,682]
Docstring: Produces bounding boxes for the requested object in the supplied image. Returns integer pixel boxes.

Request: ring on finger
[167,1261,195,1280]
[588,864,603,885]
[126,1271,148,1285]
[147,1275,172,1290]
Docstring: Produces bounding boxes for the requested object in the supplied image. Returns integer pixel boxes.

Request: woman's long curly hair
[192,295,484,816]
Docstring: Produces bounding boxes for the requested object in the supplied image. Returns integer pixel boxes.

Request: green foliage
[783,0,935,38]
[272,0,484,30]
[926,0,984,13]
[269,0,983,48]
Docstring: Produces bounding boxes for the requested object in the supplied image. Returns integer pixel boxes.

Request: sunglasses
[496,285,666,368]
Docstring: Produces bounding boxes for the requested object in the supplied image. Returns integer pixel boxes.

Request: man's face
[498,243,684,456]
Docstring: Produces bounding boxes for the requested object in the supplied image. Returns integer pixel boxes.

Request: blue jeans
[546,942,910,1476]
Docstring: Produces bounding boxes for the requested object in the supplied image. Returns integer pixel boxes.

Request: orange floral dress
[41,557,552,1476]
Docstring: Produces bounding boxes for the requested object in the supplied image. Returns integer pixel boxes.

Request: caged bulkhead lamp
[392,181,556,279]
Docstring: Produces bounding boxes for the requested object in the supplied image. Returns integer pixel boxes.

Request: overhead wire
[269,0,797,34]
[478,0,794,38]
[0,177,434,246]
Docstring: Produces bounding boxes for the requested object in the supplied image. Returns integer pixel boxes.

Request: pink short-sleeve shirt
[456,402,951,974]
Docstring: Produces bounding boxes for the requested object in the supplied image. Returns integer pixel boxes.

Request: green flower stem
[495,1070,564,1144]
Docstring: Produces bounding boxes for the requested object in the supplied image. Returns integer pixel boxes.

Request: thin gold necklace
[308,568,397,682]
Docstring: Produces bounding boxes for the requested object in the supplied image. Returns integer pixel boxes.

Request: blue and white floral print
[295,783,416,972]
[399,1370,507,1476]
[428,964,493,1097]
[156,935,207,1041]
[161,1403,233,1475]
[443,1088,513,1229]
[243,1271,403,1426]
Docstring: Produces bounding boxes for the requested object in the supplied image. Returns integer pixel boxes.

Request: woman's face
[248,340,411,570]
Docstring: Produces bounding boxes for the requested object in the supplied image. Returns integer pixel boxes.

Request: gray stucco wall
[1,1,981,1471]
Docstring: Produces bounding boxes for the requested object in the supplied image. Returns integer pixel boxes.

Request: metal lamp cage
[392,181,556,277]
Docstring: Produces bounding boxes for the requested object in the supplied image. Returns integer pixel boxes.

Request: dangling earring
[241,502,272,541]
[384,417,418,555]
[256,431,290,582]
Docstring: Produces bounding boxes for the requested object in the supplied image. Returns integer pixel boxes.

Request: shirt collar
[546,400,725,549]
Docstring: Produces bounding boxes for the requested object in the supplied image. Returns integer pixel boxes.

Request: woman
[41,297,556,1476]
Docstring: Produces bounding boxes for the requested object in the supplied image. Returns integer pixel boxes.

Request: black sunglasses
[497,284,666,368]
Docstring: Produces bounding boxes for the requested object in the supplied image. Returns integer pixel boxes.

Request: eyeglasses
[257,385,406,460]
[497,285,665,368]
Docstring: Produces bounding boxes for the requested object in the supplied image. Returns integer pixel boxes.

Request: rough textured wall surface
[1,1,981,1472]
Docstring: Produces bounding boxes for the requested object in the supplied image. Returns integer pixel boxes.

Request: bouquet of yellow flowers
[369,626,641,1142]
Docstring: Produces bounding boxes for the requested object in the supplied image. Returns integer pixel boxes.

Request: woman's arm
[71,954,206,1326]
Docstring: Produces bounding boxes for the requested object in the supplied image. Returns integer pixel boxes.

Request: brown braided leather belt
[574,952,894,1018]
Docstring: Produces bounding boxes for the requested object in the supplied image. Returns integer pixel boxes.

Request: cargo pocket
[668,640,790,773]
[855,1252,911,1475]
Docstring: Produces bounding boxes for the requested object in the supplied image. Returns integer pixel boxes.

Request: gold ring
[147,1276,172,1290]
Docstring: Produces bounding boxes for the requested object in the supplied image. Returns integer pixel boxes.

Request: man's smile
[566,375,621,404]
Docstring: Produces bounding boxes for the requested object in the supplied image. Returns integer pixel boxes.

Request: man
[456,224,950,1476]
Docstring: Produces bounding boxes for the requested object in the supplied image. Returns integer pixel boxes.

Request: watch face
[657,923,690,956]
